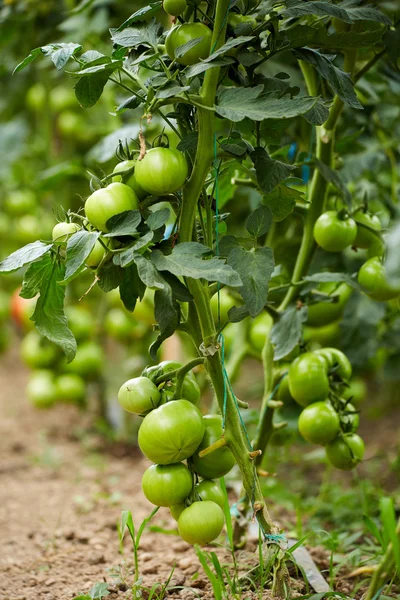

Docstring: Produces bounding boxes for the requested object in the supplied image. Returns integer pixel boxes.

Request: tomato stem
[198,437,227,457]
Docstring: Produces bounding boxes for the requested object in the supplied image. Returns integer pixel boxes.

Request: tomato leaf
[133,254,166,290]
[14,43,82,74]
[174,36,205,59]
[74,71,111,108]
[246,206,273,239]
[282,2,391,26]
[104,210,142,237]
[262,185,303,222]
[216,86,318,122]
[151,243,242,287]
[304,272,360,290]
[97,262,125,292]
[314,159,352,208]
[116,2,163,32]
[227,247,274,317]
[146,208,170,231]
[0,241,52,274]
[21,255,76,362]
[250,147,295,194]
[274,24,386,52]
[150,285,180,360]
[271,304,307,361]
[119,265,145,312]
[62,231,100,284]
[303,99,330,125]
[185,57,235,78]
[155,81,191,99]
[111,20,161,49]
[293,48,362,109]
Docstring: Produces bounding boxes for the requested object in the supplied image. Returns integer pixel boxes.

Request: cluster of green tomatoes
[117,361,236,546]
[314,209,400,302]
[288,348,364,470]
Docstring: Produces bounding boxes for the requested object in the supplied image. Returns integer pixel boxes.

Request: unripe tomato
[118,376,161,415]
[135,148,188,196]
[65,306,94,341]
[63,341,104,378]
[149,360,201,405]
[84,239,107,268]
[20,331,59,369]
[367,237,385,259]
[313,211,357,252]
[49,86,76,112]
[353,210,381,248]
[195,480,225,509]
[358,257,400,302]
[55,374,86,404]
[170,503,186,521]
[57,111,83,138]
[165,23,212,66]
[191,414,235,479]
[142,463,193,507]
[85,183,139,232]
[210,288,236,325]
[104,308,134,341]
[276,372,294,404]
[248,312,274,354]
[307,282,352,327]
[315,348,352,381]
[138,400,205,464]
[343,377,366,407]
[163,0,187,16]
[26,82,46,111]
[288,353,329,407]
[325,433,364,470]
[52,222,80,243]
[4,189,37,216]
[112,160,147,200]
[178,501,224,545]
[341,403,359,433]
[26,370,57,409]
[298,401,340,445]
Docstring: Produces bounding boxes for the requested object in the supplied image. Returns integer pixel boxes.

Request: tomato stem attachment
[154,357,205,386]
[249,449,262,460]
[198,437,227,458]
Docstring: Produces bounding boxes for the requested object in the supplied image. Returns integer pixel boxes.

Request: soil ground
[0,347,399,600]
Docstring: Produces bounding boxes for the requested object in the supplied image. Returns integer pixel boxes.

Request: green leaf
[210,36,255,60]
[304,272,359,289]
[14,43,82,74]
[216,86,318,122]
[227,247,274,317]
[293,48,362,109]
[161,272,192,302]
[115,232,155,267]
[0,242,52,274]
[283,2,391,26]
[150,285,180,360]
[133,254,165,289]
[185,57,235,78]
[151,243,242,287]
[175,37,205,59]
[250,147,295,194]
[246,206,273,238]
[275,24,386,51]
[103,210,141,237]
[262,185,302,222]
[303,99,330,125]
[155,81,191,99]
[13,47,43,74]
[147,208,170,231]
[111,20,161,49]
[97,262,124,292]
[75,71,111,108]
[117,2,163,32]
[63,231,100,283]
[271,304,307,361]
[89,582,109,600]
[314,159,351,208]
[120,510,135,543]
[116,95,142,112]
[119,264,146,312]
[88,125,141,163]
[22,255,76,362]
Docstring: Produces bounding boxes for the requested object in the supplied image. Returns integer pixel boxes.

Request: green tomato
[135,148,188,196]
[118,376,161,415]
[325,433,365,470]
[4,189,37,216]
[85,182,139,232]
[249,312,274,354]
[149,360,201,405]
[52,222,80,243]
[195,479,225,509]
[26,83,46,111]
[104,308,134,341]
[49,85,76,112]
[163,0,187,16]
[170,503,186,521]
[210,288,236,325]
[298,401,340,445]
[342,377,366,407]
[138,399,205,464]
[26,370,57,409]
[276,372,294,404]
[315,348,352,381]
[57,111,83,138]
[65,306,94,341]
[313,211,357,252]
[307,282,352,327]
[20,331,59,369]
[63,342,104,378]
[178,501,224,545]
[288,352,329,407]
[55,374,86,404]
[353,210,381,249]
[142,463,193,507]
[191,414,235,479]
[358,257,400,302]
[165,23,212,66]
[112,160,147,200]
[85,240,107,268]
[341,403,359,433]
